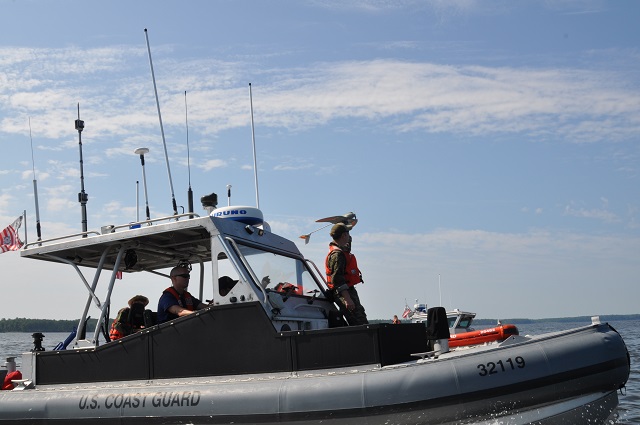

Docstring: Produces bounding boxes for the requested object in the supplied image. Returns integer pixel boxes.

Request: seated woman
[109,295,149,341]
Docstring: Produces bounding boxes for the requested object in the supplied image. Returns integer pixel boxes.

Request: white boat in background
[406,302,520,348]
[0,198,630,424]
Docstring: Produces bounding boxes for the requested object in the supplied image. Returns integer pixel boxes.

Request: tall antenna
[144,28,178,217]
[75,104,89,236]
[185,91,194,217]
[28,117,42,241]
[249,83,260,209]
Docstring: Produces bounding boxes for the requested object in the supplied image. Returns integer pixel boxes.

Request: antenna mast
[28,117,42,241]
[185,91,194,217]
[75,104,89,236]
[144,28,178,217]
[249,83,260,209]
[135,148,151,221]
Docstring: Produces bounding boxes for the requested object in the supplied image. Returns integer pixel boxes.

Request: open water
[1,319,638,424]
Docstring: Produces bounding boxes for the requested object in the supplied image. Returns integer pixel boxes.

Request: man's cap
[330,223,351,238]
[128,295,149,307]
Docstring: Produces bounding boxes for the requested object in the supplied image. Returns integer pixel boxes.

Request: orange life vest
[109,307,146,341]
[325,245,362,289]
[163,287,196,310]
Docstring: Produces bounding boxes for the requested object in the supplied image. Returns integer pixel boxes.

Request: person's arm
[328,252,355,310]
[167,304,195,317]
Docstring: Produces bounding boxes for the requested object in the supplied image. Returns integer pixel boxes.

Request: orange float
[449,324,519,347]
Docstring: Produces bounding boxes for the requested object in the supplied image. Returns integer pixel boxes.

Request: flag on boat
[402,305,412,319]
[0,216,24,254]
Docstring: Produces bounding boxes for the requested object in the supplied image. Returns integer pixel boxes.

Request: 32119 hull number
[477,356,526,376]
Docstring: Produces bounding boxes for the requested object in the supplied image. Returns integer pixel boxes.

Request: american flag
[0,216,24,254]
[402,305,412,319]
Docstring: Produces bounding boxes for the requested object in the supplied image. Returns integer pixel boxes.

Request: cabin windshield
[234,243,324,297]
[451,315,474,329]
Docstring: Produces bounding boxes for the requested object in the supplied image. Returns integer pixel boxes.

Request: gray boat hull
[0,322,629,424]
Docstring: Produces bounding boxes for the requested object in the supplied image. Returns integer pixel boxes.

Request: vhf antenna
[249,83,260,209]
[75,103,89,237]
[185,91,194,218]
[144,28,178,218]
[134,148,151,222]
[28,117,42,241]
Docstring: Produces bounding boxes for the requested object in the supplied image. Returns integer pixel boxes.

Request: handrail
[110,213,201,232]
[91,246,126,346]
[23,231,101,249]
[305,258,329,287]
[22,213,202,250]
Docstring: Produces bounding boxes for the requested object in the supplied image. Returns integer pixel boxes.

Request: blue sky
[0,0,638,321]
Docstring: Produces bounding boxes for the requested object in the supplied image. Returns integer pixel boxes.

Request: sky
[0,0,639,322]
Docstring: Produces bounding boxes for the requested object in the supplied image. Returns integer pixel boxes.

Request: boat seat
[425,307,450,351]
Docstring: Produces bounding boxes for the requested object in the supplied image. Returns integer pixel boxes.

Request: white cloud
[1,45,639,152]
[199,159,227,171]
[563,200,620,223]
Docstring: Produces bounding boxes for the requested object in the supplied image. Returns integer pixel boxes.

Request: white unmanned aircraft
[299,212,357,244]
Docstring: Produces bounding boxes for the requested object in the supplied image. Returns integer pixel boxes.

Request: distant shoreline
[471,314,640,325]
[2,314,639,332]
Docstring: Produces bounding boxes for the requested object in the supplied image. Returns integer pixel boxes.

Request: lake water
[1,319,638,424]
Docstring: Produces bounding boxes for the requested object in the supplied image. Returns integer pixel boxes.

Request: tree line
[0,318,97,333]
[1,315,638,332]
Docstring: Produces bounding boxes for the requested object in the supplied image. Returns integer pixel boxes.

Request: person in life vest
[157,265,209,323]
[325,223,368,325]
[109,295,149,341]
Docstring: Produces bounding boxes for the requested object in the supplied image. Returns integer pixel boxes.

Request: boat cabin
[446,309,477,334]
[18,204,428,386]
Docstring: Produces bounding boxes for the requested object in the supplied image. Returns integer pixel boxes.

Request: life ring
[2,371,22,391]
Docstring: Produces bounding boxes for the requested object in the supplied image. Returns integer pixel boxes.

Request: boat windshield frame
[223,237,329,300]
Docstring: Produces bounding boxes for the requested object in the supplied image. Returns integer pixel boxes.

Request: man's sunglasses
[175,274,191,279]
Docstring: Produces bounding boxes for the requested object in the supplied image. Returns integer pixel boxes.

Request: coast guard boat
[0,196,630,424]
[407,302,520,348]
